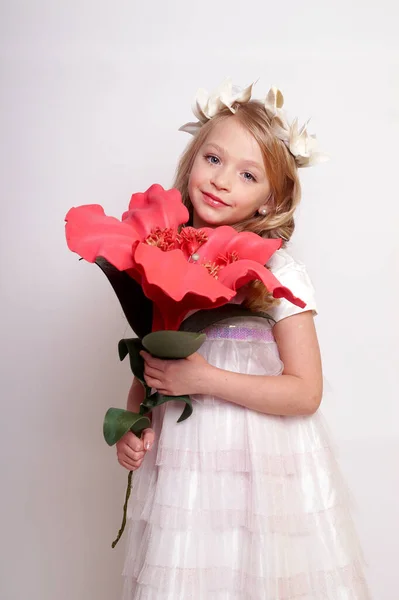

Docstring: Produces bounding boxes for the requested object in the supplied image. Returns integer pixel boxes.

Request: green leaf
[139,393,159,413]
[180,305,275,332]
[142,330,206,359]
[118,338,145,383]
[140,392,193,423]
[103,408,151,446]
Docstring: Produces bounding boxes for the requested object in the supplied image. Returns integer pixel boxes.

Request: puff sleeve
[267,248,317,323]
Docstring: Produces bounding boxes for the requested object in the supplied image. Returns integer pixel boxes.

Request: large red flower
[65,184,188,269]
[65,184,305,332]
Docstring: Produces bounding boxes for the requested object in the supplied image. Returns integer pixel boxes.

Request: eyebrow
[204,142,264,173]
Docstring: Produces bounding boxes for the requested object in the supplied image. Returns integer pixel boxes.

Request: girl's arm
[141,311,323,417]
[203,311,322,416]
[126,377,146,412]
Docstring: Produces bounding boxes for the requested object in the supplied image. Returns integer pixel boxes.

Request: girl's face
[188,118,271,229]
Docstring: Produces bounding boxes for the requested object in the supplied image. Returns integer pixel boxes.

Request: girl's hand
[116,428,155,471]
[141,351,210,396]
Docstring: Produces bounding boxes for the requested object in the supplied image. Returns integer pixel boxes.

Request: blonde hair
[173,100,302,312]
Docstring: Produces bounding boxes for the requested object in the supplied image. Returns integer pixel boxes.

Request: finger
[142,428,155,451]
[119,455,142,469]
[123,431,144,452]
[140,350,154,364]
[123,447,145,462]
[141,351,165,369]
[117,449,144,467]
[144,375,162,388]
[145,365,164,377]
[119,458,143,471]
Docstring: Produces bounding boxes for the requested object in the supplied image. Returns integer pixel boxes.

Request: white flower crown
[179,78,328,168]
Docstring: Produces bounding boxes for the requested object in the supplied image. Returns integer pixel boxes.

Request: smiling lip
[202,191,229,208]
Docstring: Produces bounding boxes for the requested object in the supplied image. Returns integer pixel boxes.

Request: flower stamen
[177,227,208,257]
[217,251,239,266]
[145,227,176,252]
[203,261,220,279]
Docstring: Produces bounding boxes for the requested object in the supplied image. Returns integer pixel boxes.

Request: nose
[211,166,232,192]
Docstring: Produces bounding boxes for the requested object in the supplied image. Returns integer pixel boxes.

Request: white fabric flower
[179,78,255,135]
[264,86,286,121]
[287,119,328,167]
[265,87,329,167]
[179,79,328,168]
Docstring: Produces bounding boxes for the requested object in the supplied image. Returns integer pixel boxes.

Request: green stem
[111,470,133,549]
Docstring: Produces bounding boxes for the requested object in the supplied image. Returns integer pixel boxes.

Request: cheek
[187,173,195,198]
[234,189,267,216]
[188,164,204,196]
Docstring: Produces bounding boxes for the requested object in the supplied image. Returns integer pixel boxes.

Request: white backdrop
[1,1,398,599]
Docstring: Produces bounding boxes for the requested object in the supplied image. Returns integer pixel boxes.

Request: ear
[266,190,274,204]
[264,192,276,211]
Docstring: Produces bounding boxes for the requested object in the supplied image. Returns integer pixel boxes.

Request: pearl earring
[258,207,267,216]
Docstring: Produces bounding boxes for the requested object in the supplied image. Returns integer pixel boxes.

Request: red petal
[122,184,189,239]
[65,205,138,270]
[131,243,236,330]
[219,260,306,308]
[196,226,282,264]
[147,288,238,331]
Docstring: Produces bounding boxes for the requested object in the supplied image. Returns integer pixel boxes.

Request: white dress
[122,249,371,599]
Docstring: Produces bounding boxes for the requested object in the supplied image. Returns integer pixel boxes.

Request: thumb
[142,428,155,451]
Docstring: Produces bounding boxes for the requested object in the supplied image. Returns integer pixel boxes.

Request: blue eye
[206,154,220,165]
[243,172,256,182]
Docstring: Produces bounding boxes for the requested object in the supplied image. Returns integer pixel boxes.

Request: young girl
[116,81,371,599]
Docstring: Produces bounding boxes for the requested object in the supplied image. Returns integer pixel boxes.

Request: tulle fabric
[122,318,370,599]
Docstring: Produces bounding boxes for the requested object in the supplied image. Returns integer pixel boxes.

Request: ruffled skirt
[122,319,370,599]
